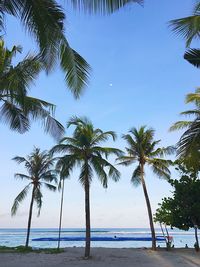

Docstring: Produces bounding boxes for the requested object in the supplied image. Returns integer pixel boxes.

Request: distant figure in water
[114,236,117,238]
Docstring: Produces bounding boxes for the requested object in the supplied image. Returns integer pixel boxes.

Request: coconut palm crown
[51,116,122,258]
[0,40,64,139]
[169,1,200,68]
[11,147,58,247]
[117,126,173,250]
[0,0,142,96]
[170,88,200,164]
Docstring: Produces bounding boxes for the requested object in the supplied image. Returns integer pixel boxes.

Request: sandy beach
[0,248,200,267]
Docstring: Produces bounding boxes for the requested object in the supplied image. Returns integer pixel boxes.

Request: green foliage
[51,116,122,187]
[51,116,122,257]
[117,126,173,250]
[11,148,57,216]
[69,0,143,15]
[0,40,64,138]
[0,0,90,94]
[170,88,200,164]
[0,1,142,96]
[117,126,173,185]
[155,162,200,231]
[170,1,200,68]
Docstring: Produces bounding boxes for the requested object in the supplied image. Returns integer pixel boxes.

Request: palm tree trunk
[194,225,199,252]
[58,179,65,250]
[84,177,91,258]
[25,186,35,247]
[140,164,156,250]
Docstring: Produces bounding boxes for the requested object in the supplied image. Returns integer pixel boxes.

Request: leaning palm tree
[170,1,200,68]
[11,147,58,247]
[1,0,142,96]
[117,126,173,250]
[51,116,122,258]
[0,40,64,138]
[170,88,200,162]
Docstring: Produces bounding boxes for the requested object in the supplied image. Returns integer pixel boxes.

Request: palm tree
[1,0,142,96]
[170,88,200,164]
[0,40,64,138]
[117,126,173,250]
[169,1,200,68]
[11,147,58,247]
[51,116,122,258]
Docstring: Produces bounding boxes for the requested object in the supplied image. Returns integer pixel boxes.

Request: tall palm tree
[170,1,200,68]
[117,126,173,250]
[11,147,58,247]
[1,0,142,96]
[51,116,122,258]
[0,40,64,138]
[170,88,200,163]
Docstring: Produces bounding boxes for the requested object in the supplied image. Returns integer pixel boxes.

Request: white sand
[0,248,200,267]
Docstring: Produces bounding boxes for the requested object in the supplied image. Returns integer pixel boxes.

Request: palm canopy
[169,2,200,68]
[51,116,122,187]
[0,0,89,96]
[0,40,64,138]
[117,126,173,185]
[170,88,200,160]
[1,0,142,97]
[11,147,57,216]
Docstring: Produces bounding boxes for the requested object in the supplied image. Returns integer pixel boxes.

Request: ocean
[0,228,198,249]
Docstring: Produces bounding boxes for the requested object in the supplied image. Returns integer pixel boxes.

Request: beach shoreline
[0,247,199,267]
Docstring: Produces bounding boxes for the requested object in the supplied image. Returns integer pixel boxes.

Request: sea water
[0,228,198,249]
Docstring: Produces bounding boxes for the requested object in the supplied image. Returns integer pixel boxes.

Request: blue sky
[0,0,199,228]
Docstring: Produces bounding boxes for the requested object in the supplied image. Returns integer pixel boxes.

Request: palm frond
[131,165,141,187]
[79,162,93,187]
[60,40,90,98]
[19,96,65,140]
[43,182,57,192]
[67,115,92,128]
[149,146,175,158]
[184,49,200,67]
[34,186,43,217]
[92,146,123,158]
[181,110,200,116]
[0,100,30,133]
[11,0,65,70]
[91,156,108,188]
[177,118,200,158]
[169,121,192,131]
[40,170,58,184]
[91,131,117,144]
[169,16,200,47]
[186,88,200,105]
[11,184,31,216]
[116,155,136,166]
[107,162,121,182]
[148,158,171,180]
[68,0,143,15]
[14,173,31,180]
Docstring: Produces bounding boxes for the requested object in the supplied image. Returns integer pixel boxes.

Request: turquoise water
[0,228,198,249]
